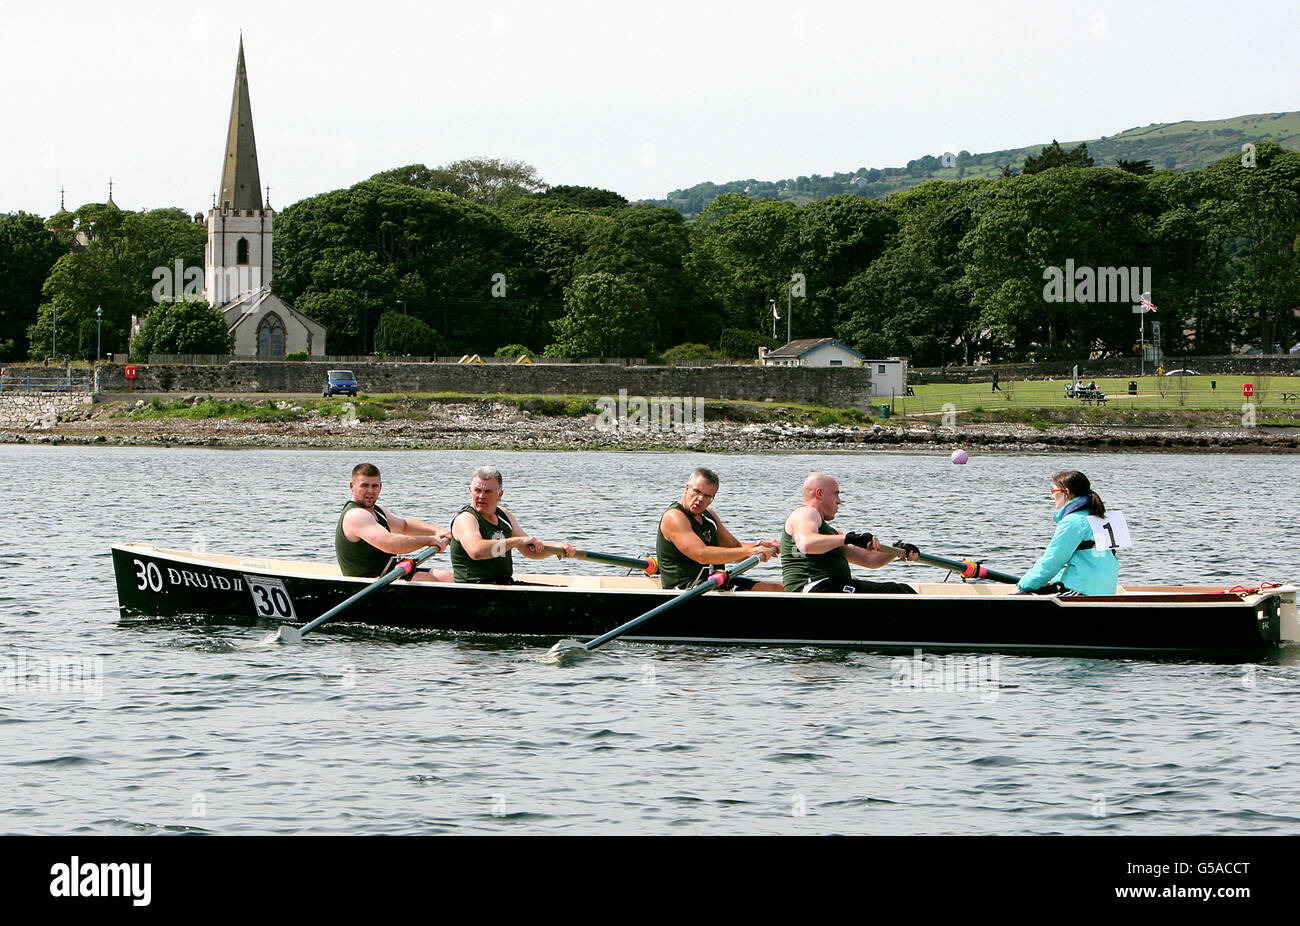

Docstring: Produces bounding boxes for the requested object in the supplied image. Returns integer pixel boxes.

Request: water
[3,445,1298,834]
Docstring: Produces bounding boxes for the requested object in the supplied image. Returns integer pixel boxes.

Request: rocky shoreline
[4,399,1298,453]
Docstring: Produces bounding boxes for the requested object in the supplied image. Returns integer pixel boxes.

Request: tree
[131,300,232,359]
[795,194,897,336]
[719,327,778,360]
[961,168,1159,360]
[659,342,717,363]
[688,194,801,335]
[548,272,650,358]
[33,204,204,360]
[1116,159,1154,176]
[370,158,546,205]
[1022,140,1094,175]
[373,310,444,357]
[574,204,712,349]
[537,186,628,210]
[1199,142,1300,353]
[0,212,69,359]
[274,180,516,353]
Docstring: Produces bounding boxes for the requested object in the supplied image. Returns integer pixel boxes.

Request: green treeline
[3,142,1298,365]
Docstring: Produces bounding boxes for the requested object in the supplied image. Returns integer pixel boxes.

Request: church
[206,39,325,358]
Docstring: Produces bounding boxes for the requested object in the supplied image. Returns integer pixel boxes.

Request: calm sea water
[3,445,1298,835]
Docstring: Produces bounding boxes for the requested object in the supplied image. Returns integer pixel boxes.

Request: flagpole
[1140,308,1145,377]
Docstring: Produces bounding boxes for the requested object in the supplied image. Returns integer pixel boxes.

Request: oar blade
[276,625,304,645]
[544,638,593,664]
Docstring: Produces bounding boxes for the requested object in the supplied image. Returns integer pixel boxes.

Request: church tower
[205,37,273,306]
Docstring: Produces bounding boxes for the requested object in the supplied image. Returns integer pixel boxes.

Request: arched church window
[236,238,250,265]
[257,312,285,359]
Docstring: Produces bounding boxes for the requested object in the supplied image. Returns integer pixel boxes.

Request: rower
[656,467,781,591]
[336,463,453,582]
[449,466,577,584]
[780,472,920,594]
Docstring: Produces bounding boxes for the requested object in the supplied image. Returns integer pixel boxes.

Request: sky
[3,0,1298,217]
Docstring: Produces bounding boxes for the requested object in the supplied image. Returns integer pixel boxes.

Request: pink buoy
[951,449,969,465]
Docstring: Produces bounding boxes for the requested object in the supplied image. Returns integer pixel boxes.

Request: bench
[1080,391,1107,405]
[1281,392,1299,404]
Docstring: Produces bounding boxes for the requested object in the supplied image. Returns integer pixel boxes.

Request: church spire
[218,36,263,212]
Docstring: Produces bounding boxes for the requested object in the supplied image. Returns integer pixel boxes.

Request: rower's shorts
[804,577,917,595]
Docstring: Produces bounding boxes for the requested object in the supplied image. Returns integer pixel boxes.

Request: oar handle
[879,544,1019,585]
[583,554,762,651]
[542,545,659,576]
[297,545,443,636]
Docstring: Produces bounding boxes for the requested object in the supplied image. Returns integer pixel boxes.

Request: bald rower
[780,472,920,594]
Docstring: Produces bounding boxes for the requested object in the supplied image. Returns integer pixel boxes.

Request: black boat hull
[111,544,1296,658]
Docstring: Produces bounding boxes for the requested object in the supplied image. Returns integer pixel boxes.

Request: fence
[0,373,93,395]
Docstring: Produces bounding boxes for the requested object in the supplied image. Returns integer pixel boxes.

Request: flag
[1140,293,1158,313]
[772,303,780,319]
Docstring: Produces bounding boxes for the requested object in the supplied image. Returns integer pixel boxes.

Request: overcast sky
[4,0,1297,217]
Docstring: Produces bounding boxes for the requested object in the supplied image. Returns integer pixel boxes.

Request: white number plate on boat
[245,575,298,620]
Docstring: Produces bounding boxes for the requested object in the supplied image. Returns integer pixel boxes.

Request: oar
[550,554,762,656]
[541,544,659,575]
[269,546,444,644]
[879,543,1019,584]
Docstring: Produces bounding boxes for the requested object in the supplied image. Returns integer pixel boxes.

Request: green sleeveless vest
[656,501,721,589]
[450,504,514,583]
[336,501,393,577]
[780,517,850,592]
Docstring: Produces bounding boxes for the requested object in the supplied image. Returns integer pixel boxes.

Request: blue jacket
[1018,498,1119,595]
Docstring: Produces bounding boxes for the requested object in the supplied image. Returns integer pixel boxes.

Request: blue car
[323,370,359,397]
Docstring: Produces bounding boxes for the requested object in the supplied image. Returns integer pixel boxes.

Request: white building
[204,39,324,358]
[864,358,908,398]
[760,338,866,368]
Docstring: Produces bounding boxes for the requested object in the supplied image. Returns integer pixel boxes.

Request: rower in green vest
[656,467,781,590]
[781,472,921,594]
[336,463,452,581]
[449,465,577,584]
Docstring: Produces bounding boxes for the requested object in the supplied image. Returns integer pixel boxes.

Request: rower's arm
[845,544,898,570]
[1018,518,1086,591]
[452,510,507,560]
[788,508,894,569]
[662,508,774,564]
[504,510,576,560]
[786,508,843,555]
[385,511,451,544]
[345,507,444,555]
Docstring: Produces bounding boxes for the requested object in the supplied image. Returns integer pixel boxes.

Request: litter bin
[1211,380,1217,391]
[878,404,891,420]
[1128,381,1137,395]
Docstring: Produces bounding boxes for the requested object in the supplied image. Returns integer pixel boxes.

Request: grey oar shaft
[583,554,762,651]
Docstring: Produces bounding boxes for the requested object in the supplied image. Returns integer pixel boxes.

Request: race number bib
[1087,512,1131,552]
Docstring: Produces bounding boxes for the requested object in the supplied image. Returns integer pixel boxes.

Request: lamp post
[96,306,103,394]
[52,298,57,361]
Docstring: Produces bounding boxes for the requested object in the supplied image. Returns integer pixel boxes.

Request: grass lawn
[895,375,1300,417]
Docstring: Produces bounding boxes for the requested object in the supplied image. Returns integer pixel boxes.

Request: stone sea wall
[2,362,875,409]
[0,394,91,428]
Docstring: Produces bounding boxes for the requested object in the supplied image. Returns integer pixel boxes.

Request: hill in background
[654,111,1300,219]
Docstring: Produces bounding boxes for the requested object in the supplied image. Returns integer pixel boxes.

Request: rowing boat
[110,543,1298,658]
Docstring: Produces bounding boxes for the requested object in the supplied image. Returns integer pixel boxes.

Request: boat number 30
[244,575,298,620]
[133,559,164,592]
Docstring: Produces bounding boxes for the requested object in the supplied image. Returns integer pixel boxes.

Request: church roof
[218,37,264,212]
